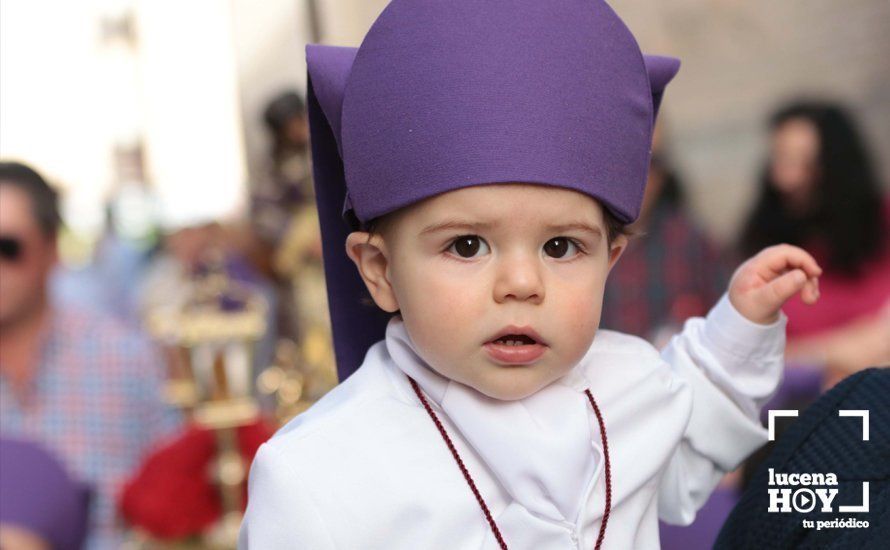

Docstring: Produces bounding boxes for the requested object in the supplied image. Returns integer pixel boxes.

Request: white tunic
[239,295,785,549]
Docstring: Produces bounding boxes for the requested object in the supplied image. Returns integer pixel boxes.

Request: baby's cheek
[400,273,483,350]
[416,271,484,319]
[563,288,602,330]
[554,289,602,358]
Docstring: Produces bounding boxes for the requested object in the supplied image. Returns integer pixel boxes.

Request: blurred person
[241,91,313,292]
[250,90,328,345]
[601,122,731,344]
[252,90,313,247]
[739,101,890,383]
[264,90,311,193]
[0,437,91,550]
[0,161,182,549]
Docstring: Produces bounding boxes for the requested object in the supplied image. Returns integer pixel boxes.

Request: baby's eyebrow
[419,219,494,235]
[547,222,603,237]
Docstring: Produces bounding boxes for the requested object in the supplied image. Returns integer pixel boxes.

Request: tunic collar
[384,316,603,525]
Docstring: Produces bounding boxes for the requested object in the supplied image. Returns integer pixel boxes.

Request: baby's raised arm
[656,244,821,525]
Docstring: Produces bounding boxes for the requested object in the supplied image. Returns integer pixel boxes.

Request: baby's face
[347,183,626,400]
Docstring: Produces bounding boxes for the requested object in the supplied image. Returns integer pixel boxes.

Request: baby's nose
[492,255,545,304]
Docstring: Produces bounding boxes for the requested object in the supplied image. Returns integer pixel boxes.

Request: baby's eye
[543,237,580,258]
[448,235,490,258]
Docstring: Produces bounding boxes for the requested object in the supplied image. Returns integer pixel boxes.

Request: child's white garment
[239,294,785,549]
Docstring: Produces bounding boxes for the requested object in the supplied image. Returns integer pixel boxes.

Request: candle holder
[138,256,267,549]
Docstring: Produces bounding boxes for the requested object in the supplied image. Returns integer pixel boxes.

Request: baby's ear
[344,232,400,313]
[607,234,628,272]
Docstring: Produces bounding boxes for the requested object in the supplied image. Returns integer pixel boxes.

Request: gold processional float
[126,234,336,549]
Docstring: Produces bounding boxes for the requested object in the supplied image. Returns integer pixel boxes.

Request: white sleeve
[657,293,786,525]
[239,443,337,549]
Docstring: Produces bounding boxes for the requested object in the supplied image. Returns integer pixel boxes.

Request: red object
[584,388,611,550]
[408,377,612,550]
[119,419,275,540]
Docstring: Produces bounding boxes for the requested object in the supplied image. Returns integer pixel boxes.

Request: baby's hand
[728,244,822,325]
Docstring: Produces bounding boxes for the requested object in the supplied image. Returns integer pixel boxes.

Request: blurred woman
[740,101,890,382]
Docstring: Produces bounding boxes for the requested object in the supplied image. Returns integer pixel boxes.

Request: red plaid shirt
[602,205,731,341]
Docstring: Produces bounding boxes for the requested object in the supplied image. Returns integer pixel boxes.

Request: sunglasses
[0,236,23,262]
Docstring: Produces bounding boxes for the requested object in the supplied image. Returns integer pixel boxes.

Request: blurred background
[1,1,888,549]
[3,0,889,245]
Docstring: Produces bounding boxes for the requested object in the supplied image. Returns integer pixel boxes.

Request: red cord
[408,376,612,549]
[408,377,508,550]
[585,389,611,550]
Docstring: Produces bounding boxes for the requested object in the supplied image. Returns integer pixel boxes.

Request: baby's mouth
[490,334,538,346]
[485,325,547,347]
[483,332,548,365]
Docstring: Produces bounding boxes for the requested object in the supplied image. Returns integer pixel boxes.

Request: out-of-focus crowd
[0,95,887,549]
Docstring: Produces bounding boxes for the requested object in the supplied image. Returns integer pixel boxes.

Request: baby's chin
[475,384,543,401]
[457,366,567,402]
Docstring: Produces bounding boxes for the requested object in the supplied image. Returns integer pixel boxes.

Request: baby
[240,1,821,548]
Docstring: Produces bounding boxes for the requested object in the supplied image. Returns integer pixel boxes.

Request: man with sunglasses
[0,161,181,549]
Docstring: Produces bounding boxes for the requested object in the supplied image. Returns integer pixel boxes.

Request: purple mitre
[305,0,681,380]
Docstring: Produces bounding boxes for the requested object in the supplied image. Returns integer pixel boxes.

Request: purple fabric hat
[307,0,681,380]
[0,438,92,550]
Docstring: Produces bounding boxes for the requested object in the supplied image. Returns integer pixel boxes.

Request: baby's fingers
[758,268,810,308]
[801,276,820,305]
[758,244,822,279]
